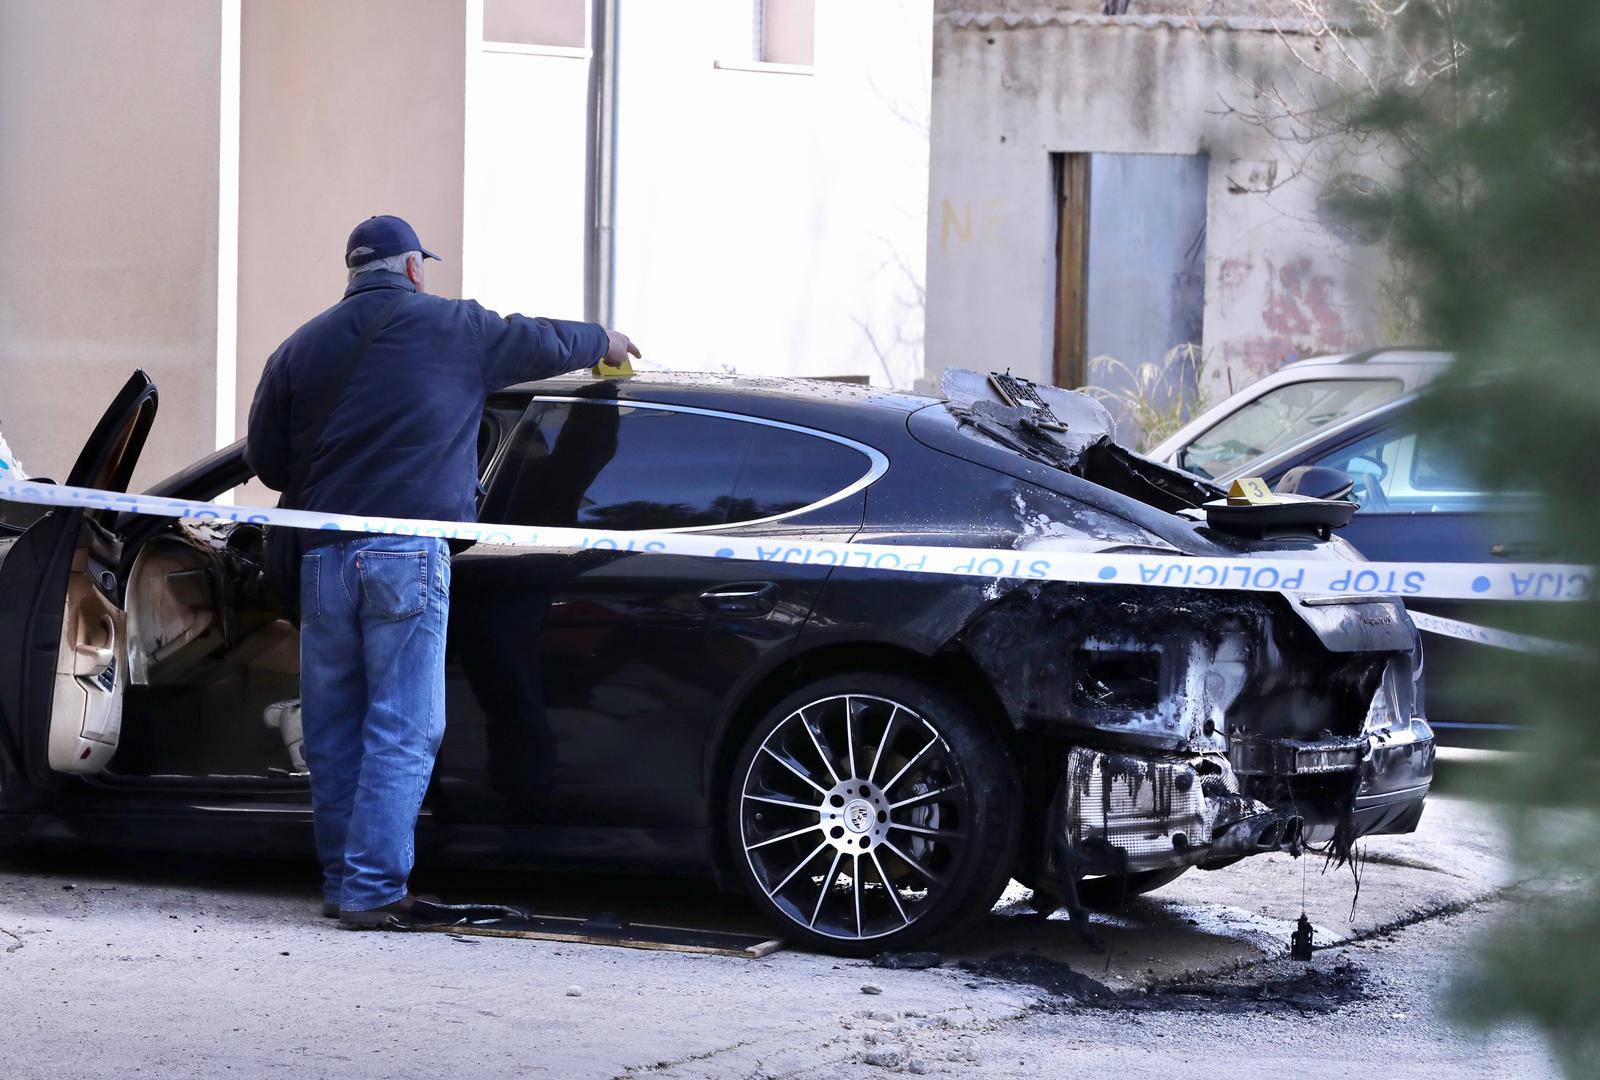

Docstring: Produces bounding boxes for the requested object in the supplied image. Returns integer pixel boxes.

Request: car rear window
[481,401,870,531]
[728,425,869,522]
[1179,378,1403,479]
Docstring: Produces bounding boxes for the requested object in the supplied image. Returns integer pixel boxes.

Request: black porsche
[0,368,1435,953]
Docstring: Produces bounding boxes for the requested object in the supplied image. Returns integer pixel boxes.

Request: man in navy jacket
[246,214,639,927]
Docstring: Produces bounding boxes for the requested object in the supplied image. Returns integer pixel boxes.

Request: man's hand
[601,329,642,369]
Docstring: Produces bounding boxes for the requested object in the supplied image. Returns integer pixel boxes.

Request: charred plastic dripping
[933,371,1435,905]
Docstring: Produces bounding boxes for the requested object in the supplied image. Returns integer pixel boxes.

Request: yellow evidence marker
[592,356,635,378]
[1227,477,1278,505]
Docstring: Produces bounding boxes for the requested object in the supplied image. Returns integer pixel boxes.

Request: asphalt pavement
[0,791,1568,1078]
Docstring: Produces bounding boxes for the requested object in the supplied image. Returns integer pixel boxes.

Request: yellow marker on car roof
[592,357,635,379]
[1227,477,1277,505]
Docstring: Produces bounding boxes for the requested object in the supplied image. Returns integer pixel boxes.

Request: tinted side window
[477,405,523,480]
[1311,423,1489,514]
[727,426,870,522]
[0,499,49,533]
[484,403,754,530]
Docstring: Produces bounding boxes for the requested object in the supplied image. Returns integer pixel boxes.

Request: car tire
[727,673,1019,956]
[1075,866,1190,910]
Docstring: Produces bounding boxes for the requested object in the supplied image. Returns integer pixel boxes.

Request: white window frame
[714,0,815,76]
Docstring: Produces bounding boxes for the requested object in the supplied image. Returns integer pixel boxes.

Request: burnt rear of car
[919,370,1436,902]
[964,583,1432,891]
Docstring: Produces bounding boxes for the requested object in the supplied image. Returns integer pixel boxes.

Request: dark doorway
[1053,152,1209,408]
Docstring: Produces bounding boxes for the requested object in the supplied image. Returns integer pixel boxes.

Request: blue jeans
[299,535,450,912]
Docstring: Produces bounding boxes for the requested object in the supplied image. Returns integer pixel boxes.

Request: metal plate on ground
[416,912,785,958]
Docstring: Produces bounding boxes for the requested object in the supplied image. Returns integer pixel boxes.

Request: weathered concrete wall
[0,0,226,487]
[925,2,1387,396]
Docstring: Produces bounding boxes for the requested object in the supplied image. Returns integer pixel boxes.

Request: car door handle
[71,613,118,678]
[1491,541,1553,560]
[72,643,115,679]
[697,582,778,617]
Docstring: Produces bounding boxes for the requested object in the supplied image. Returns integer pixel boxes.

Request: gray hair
[347,249,422,281]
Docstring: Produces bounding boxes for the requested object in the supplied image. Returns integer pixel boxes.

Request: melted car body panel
[831,372,1434,891]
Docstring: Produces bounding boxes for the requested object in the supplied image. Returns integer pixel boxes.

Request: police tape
[1407,609,1592,660]
[0,475,1593,604]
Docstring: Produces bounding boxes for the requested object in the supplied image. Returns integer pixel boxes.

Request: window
[717,0,815,69]
[482,402,870,531]
[1178,378,1404,480]
[759,0,815,65]
[476,406,525,480]
[0,499,48,534]
[730,424,869,521]
[483,0,587,49]
[1310,423,1487,514]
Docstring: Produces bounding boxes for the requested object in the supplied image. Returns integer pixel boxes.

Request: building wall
[236,0,469,452]
[925,2,1387,400]
[3,0,931,504]
[609,0,931,386]
[462,9,592,323]
[0,0,226,487]
[466,0,933,386]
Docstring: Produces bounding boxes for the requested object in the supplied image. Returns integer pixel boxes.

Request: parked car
[1151,348,1449,482]
[1215,396,1542,742]
[1152,350,1536,742]
[0,368,1435,954]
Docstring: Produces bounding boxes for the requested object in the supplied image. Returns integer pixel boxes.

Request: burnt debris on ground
[958,951,1369,1014]
[872,950,945,970]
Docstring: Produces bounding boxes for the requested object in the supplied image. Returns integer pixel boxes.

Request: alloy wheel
[737,694,972,942]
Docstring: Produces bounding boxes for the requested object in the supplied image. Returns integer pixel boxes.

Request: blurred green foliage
[1336,2,1600,1072]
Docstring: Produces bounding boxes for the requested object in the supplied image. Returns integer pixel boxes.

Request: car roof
[1267,348,1459,382]
[1275,347,1452,376]
[507,371,942,417]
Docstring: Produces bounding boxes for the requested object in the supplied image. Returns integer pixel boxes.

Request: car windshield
[1178,377,1404,479]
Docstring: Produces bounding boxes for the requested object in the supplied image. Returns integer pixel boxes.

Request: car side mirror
[1274,465,1355,502]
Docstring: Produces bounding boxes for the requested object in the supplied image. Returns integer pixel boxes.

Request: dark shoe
[338,891,460,930]
[321,902,339,919]
[339,892,527,930]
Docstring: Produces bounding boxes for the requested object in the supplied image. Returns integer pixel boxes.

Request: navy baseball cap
[344,214,440,268]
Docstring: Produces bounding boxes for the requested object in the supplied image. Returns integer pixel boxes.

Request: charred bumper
[1229,716,1435,840]
[1041,717,1435,882]
[967,583,1434,886]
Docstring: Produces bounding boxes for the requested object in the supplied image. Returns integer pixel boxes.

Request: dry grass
[1080,343,1217,452]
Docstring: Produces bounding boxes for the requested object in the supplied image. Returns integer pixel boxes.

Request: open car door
[0,371,157,792]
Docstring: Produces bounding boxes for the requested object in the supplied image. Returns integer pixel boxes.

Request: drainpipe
[584,0,619,326]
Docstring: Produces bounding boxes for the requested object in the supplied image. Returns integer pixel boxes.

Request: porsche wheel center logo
[844,799,875,834]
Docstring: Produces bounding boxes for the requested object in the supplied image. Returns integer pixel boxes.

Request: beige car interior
[43,398,509,781]
[48,547,127,773]
[49,520,305,780]
[47,399,147,776]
